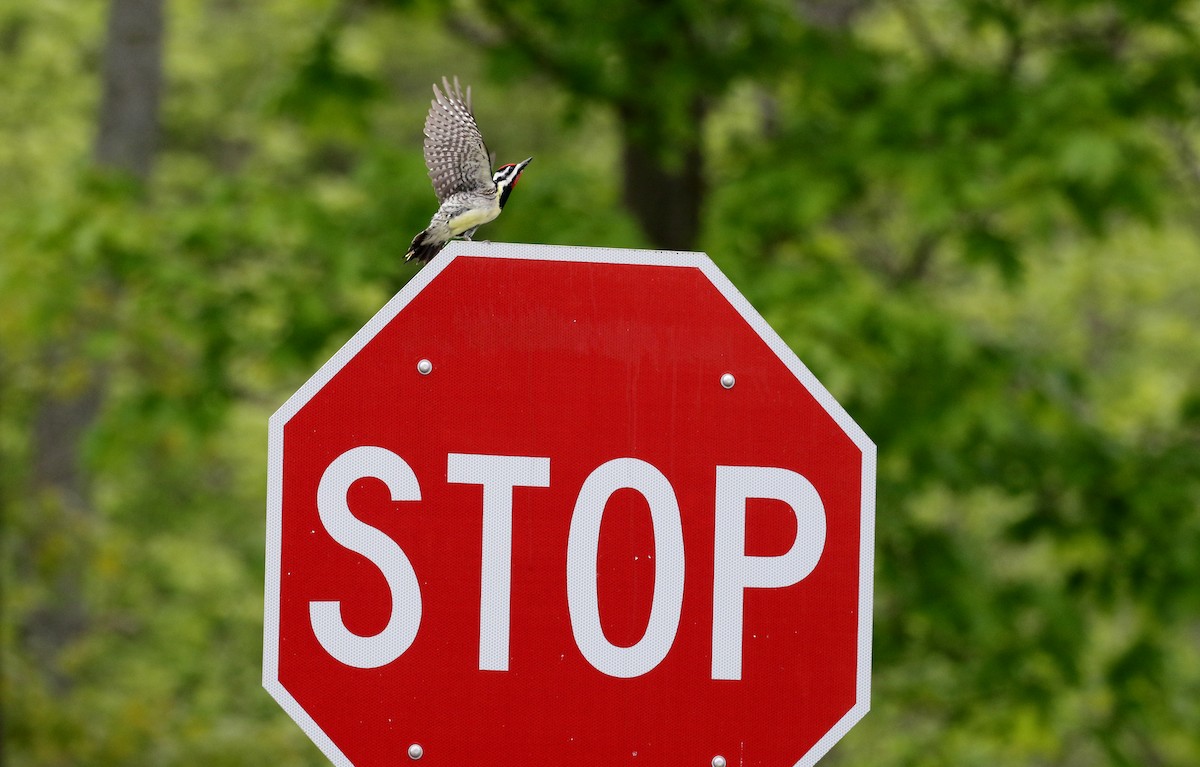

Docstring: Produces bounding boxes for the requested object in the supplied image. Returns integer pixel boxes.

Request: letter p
[711,466,826,680]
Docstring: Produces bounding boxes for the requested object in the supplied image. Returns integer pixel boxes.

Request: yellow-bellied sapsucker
[405,77,532,263]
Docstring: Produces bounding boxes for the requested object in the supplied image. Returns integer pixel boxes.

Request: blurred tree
[444,0,808,249]
[439,0,1200,273]
[94,0,163,176]
[23,0,164,687]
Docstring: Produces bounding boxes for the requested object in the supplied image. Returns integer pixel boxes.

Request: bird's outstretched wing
[423,77,493,202]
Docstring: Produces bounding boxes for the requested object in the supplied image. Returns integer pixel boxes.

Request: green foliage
[3,1,1199,765]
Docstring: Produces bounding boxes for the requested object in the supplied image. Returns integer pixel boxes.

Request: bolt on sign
[264,242,876,767]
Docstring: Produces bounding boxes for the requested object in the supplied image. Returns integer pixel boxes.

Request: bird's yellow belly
[448,206,499,235]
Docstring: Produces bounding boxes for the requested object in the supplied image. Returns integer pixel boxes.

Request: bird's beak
[518,157,533,172]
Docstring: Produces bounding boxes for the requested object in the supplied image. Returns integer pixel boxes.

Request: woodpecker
[405,77,532,263]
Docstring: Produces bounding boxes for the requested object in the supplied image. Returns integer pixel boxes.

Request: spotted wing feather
[423,77,493,203]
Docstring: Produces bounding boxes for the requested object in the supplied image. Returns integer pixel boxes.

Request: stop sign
[264,243,875,767]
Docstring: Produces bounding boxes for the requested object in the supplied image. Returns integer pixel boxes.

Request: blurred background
[3,0,1200,764]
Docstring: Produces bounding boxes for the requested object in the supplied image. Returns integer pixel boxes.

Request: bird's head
[494,157,532,209]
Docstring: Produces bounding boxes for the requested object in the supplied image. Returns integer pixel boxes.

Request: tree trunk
[617,99,707,252]
[94,0,164,177]
[22,0,163,687]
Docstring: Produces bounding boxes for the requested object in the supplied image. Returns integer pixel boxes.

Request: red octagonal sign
[264,243,875,767]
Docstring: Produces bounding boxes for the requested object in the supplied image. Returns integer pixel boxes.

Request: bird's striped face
[494,157,532,209]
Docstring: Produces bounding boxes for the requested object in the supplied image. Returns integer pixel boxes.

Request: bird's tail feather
[405,229,445,263]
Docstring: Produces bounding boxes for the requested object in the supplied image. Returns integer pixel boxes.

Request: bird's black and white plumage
[405,77,531,263]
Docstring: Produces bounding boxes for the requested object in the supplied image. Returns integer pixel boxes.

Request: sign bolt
[720,372,735,389]
[417,359,433,376]
[408,743,424,760]
[712,756,727,767]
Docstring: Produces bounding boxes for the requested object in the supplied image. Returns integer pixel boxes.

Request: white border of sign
[264,242,876,767]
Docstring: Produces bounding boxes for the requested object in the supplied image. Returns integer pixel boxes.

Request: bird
[405,77,532,263]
